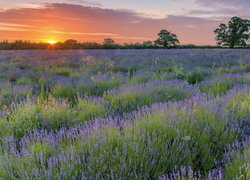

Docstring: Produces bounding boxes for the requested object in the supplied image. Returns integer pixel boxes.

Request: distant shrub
[0,73,9,79]
[77,98,106,122]
[5,98,77,138]
[16,77,32,85]
[76,84,92,95]
[200,74,236,96]
[58,62,80,69]
[9,75,18,83]
[51,85,76,103]
[186,71,209,84]
[17,63,31,70]
[1,97,107,138]
[12,85,33,98]
[223,87,250,120]
[94,79,121,96]
[104,80,196,114]
[207,82,232,96]
[216,67,241,74]
[172,66,186,80]
[130,75,150,84]
[244,64,250,72]
[0,82,32,106]
[37,76,55,90]
[111,66,129,73]
[51,68,71,77]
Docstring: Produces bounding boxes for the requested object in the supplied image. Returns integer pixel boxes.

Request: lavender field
[0,49,249,179]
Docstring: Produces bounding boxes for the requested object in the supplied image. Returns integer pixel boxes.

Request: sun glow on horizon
[47,40,58,45]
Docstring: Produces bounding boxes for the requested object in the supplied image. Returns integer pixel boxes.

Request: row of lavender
[0,86,249,179]
[0,49,249,106]
[0,49,249,178]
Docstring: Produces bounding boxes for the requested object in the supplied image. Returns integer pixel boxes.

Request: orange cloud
[0,3,221,45]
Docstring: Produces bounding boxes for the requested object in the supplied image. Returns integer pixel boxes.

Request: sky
[0,0,250,45]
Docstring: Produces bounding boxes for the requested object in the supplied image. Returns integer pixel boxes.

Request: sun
[47,40,57,45]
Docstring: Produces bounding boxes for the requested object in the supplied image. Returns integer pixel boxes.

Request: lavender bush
[0,49,249,179]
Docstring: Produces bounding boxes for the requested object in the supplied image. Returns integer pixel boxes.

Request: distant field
[0,49,249,179]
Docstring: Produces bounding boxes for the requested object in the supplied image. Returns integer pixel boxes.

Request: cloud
[195,0,238,7]
[51,31,117,36]
[0,22,34,27]
[0,27,31,32]
[193,0,250,19]
[0,3,221,45]
[64,0,102,7]
[135,9,167,19]
[0,22,34,32]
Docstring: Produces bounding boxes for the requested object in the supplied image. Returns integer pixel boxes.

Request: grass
[51,84,76,102]
[0,49,249,179]
[0,88,247,178]
[224,145,250,179]
[104,80,196,114]
[51,67,72,77]
[0,96,107,138]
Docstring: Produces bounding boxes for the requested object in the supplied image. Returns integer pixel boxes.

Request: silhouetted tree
[142,41,154,48]
[103,38,116,48]
[82,42,102,49]
[0,40,11,50]
[214,16,250,48]
[154,30,179,48]
[62,39,81,49]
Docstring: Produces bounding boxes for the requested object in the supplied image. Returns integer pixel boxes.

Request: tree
[103,38,116,48]
[143,41,154,48]
[214,16,250,48]
[62,39,80,49]
[154,29,179,48]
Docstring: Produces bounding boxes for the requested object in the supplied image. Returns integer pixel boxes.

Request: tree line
[0,16,249,50]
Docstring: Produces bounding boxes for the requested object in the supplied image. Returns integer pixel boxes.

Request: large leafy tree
[214,16,250,48]
[154,29,179,48]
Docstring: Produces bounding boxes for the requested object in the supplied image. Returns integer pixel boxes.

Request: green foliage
[104,82,193,114]
[51,68,71,77]
[61,39,81,49]
[154,29,179,48]
[0,97,108,138]
[124,104,237,174]
[214,16,250,48]
[201,82,232,96]
[186,71,209,84]
[8,91,245,178]
[94,79,121,96]
[130,75,150,84]
[166,66,209,84]
[77,99,106,122]
[0,118,13,137]
[51,85,76,102]
[216,67,238,74]
[16,77,32,85]
[224,90,250,120]
[103,38,117,49]
[0,49,249,179]
[4,98,77,138]
[244,64,250,72]
[76,84,93,95]
[224,145,250,179]
[17,63,31,70]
